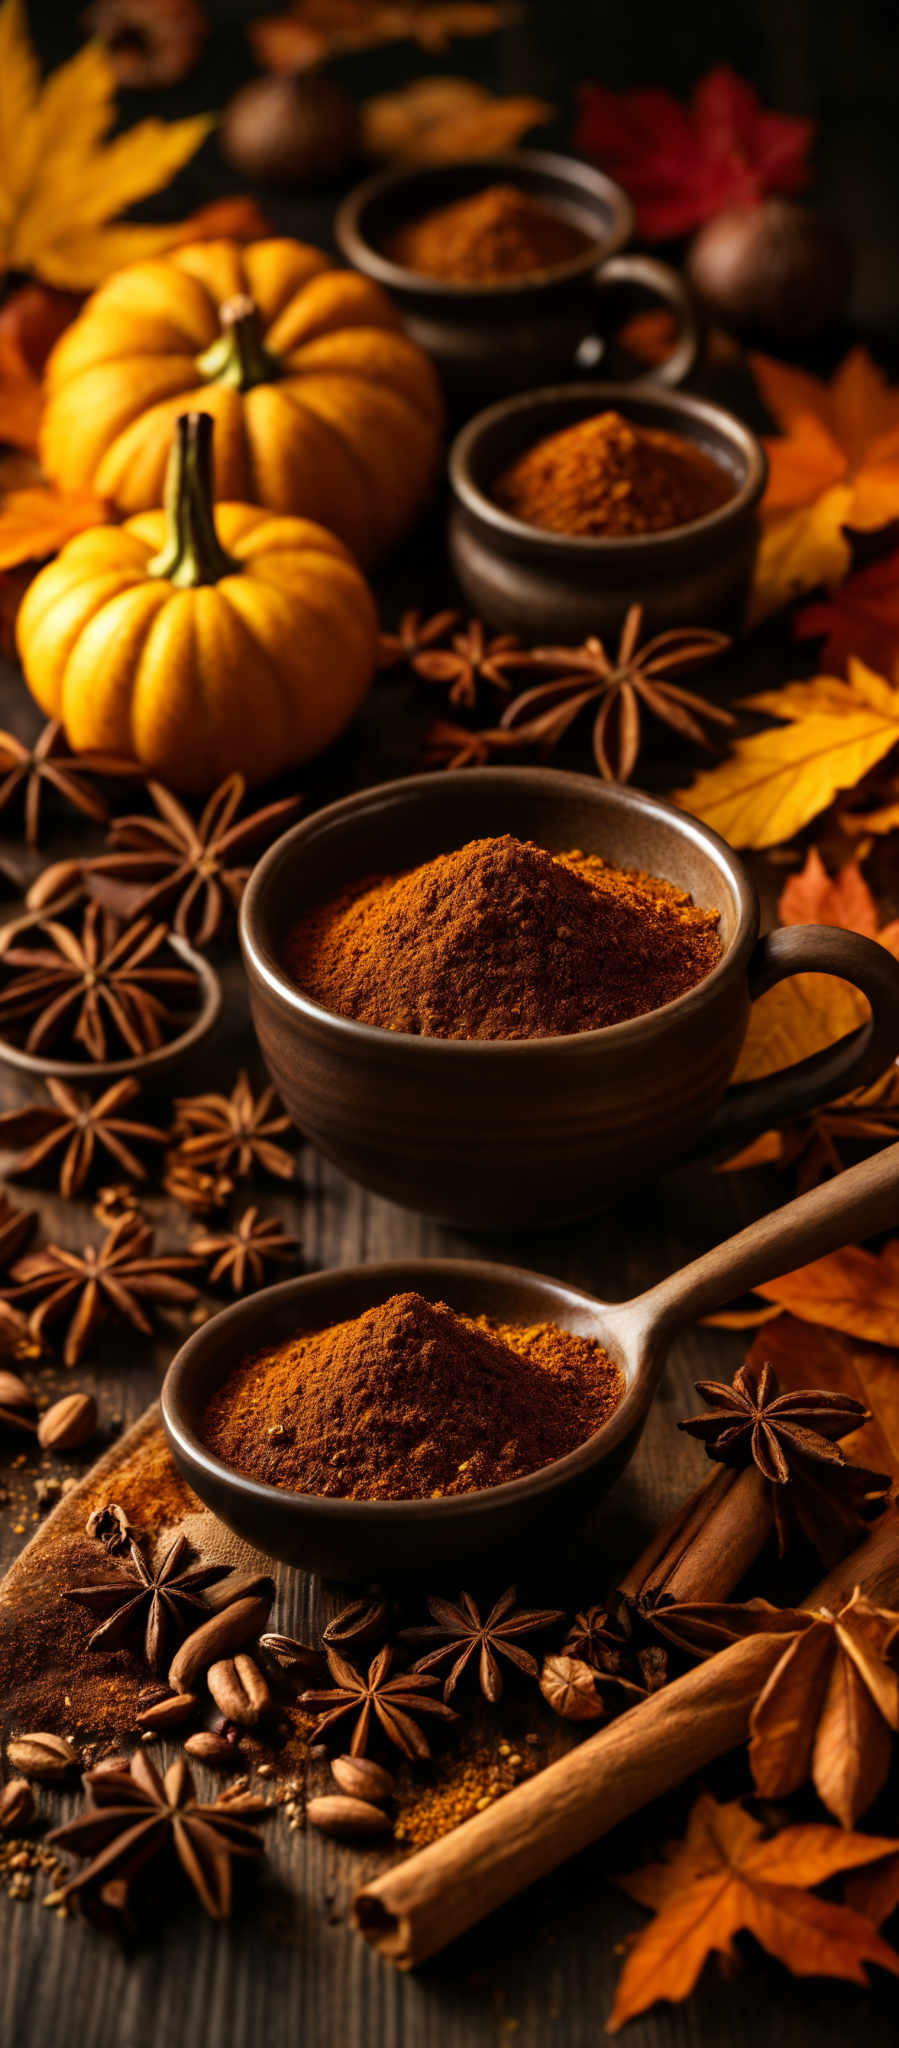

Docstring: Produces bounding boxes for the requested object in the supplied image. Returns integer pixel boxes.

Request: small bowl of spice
[239,767,899,1228]
[449,381,766,640]
[336,151,698,408]
[162,1140,899,1575]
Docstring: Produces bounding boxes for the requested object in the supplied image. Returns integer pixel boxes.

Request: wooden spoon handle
[621,1137,899,1349]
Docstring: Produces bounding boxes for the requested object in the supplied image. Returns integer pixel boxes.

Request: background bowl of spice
[161,1142,899,1576]
[448,382,767,640]
[238,767,899,1228]
[335,151,699,409]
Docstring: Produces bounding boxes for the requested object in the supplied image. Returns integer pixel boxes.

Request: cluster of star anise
[380,603,733,785]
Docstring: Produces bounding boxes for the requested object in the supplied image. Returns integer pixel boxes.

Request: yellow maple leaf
[676,659,899,849]
[749,349,899,621]
[0,0,211,291]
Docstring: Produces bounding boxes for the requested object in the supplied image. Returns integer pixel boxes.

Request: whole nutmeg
[6,1732,79,1781]
[306,1794,393,1840]
[38,1391,97,1452]
[184,1731,241,1769]
[686,197,854,344]
[207,1655,271,1728]
[0,1778,35,1831]
[330,1754,394,1804]
[169,1594,273,1694]
[136,1689,200,1732]
[220,73,359,186]
[0,1371,36,1432]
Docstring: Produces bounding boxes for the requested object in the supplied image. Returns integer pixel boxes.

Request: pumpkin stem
[196,293,278,391]
[147,412,240,588]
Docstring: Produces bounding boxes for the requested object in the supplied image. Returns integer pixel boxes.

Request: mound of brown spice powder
[492,409,733,536]
[200,1292,624,1501]
[284,835,721,1040]
[386,183,593,283]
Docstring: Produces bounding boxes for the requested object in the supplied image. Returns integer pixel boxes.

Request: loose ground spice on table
[492,408,733,536]
[386,183,592,282]
[285,834,721,1040]
[201,1291,624,1501]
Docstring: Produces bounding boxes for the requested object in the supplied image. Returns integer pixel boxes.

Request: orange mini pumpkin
[40,238,444,565]
[17,412,378,794]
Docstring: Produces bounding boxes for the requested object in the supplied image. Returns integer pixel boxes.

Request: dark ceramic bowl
[335,150,698,409]
[239,768,899,1229]
[161,1141,899,1578]
[448,381,768,640]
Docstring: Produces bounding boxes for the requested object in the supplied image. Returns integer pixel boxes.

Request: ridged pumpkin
[17,412,378,794]
[40,237,444,566]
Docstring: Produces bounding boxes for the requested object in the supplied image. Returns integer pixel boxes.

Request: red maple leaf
[576,66,813,240]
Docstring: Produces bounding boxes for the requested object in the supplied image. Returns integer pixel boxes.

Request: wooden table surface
[5,3,899,2037]
[0,642,895,2048]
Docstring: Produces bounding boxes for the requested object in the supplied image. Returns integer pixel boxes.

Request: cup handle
[583,253,700,387]
[698,924,899,1158]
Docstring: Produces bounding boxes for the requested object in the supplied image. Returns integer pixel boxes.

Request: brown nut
[168,1594,273,1693]
[258,1632,324,1683]
[0,1779,35,1831]
[136,1690,199,1732]
[330,1754,394,1804]
[206,1655,271,1727]
[38,1392,97,1452]
[306,1794,392,1841]
[204,1570,276,1614]
[183,1731,241,1769]
[0,1371,36,1434]
[88,1754,131,1780]
[6,1733,78,1781]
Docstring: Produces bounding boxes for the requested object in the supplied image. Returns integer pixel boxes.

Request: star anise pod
[422,718,524,769]
[190,1205,300,1294]
[163,1154,235,1214]
[64,1533,231,1673]
[91,1183,147,1229]
[496,605,733,783]
[654,1587,899,1829]
[0,1078,166,1198]
[0,1366,36,1439]
[729,1068,899,1194]
[47,1750,268,1918]
[377,607,460,670]
[84,774,303,948]
[563,1604,629,1675]
[172,1071,295,1182]
[412,619,523,708]
[3,1214,199,1366]
[0,1189,36,1269]
[0,906,198,1062]
[679,1361,890,1557]
[400,1588,564,1702]
[299,1645,458,1758]
[0,719,141,849]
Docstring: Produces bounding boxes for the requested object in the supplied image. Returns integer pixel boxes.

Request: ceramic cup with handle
[162,1140,899,1579]
[240,768,899,1229]
[336,150,699,411]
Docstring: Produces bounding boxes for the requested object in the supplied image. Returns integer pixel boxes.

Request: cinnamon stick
[354,1506,899,1969]
[616,1465,773,1611]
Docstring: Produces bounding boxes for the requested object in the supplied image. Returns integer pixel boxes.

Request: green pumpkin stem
[148,412,240,588]
[196,293,278,391]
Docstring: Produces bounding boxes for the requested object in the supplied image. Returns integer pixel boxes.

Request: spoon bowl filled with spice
[449,382,766,641]
[336,151,698,407]
[239,767,899,1228]
[162,1138,899,1579]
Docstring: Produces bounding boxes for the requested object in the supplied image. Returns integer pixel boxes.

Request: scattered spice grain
[200,1291,624,1501]
[386,183,592,282]
[285,835,720,1040]
[492,408,733,537]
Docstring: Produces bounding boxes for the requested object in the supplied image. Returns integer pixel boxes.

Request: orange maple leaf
[0,483,110,569]
[750,349,899,618]
[610,1794,899,2029]
[796,550,899,682]
[0,331,43,455]
[754,1239,899,1346]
